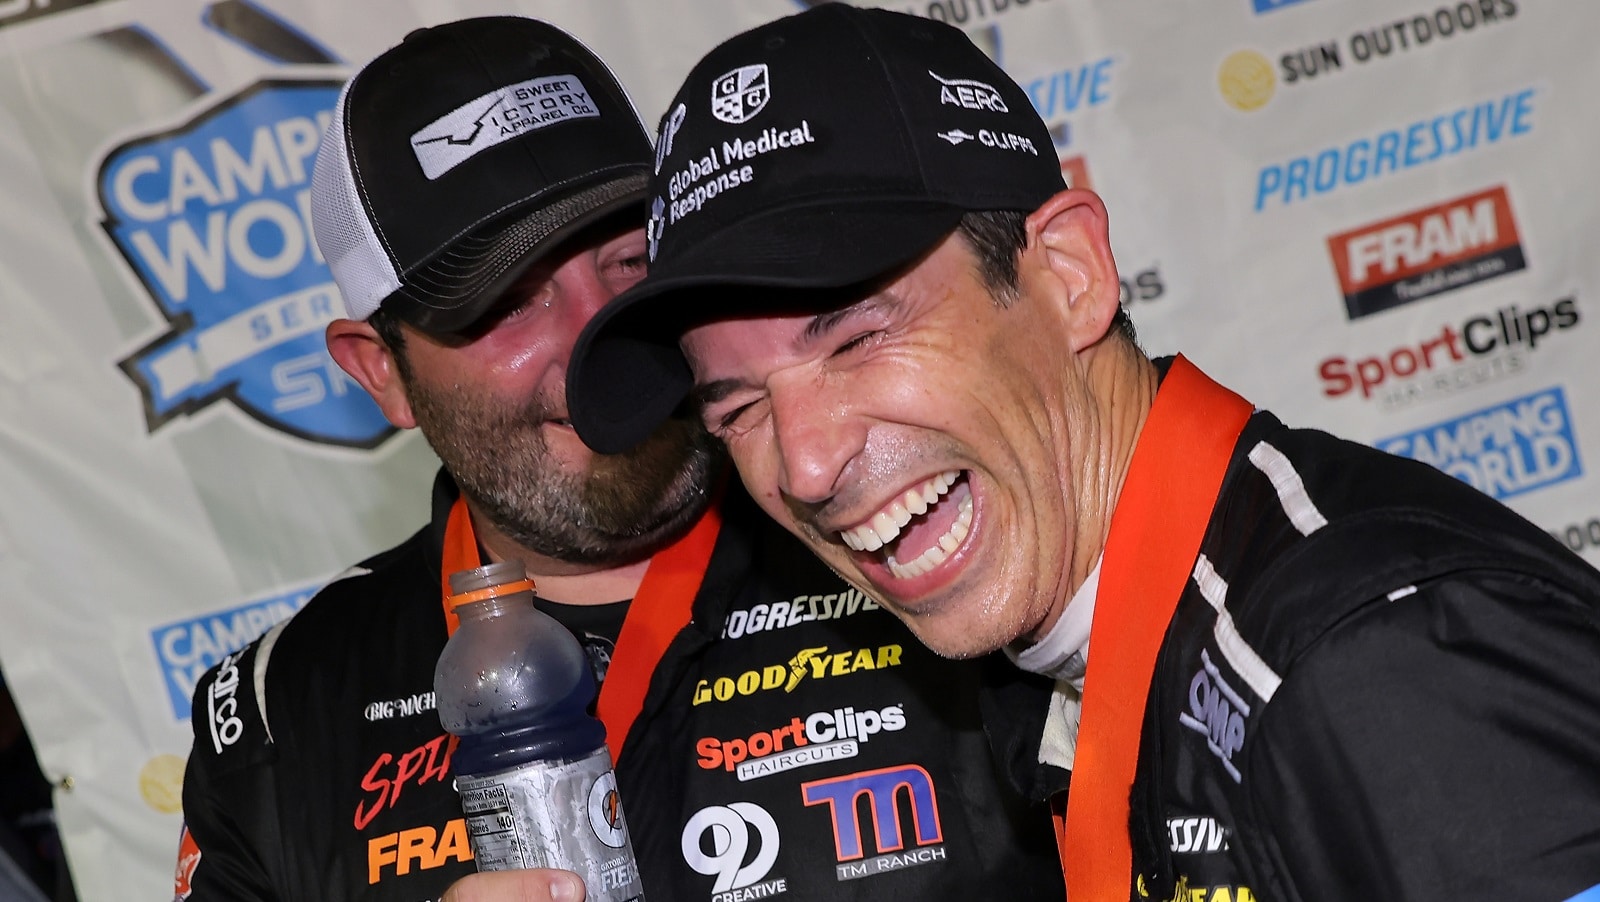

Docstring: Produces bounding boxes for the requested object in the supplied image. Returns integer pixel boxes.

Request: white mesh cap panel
[310,79,400,322]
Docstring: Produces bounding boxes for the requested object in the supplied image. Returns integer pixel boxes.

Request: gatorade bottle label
[457,747,644,900]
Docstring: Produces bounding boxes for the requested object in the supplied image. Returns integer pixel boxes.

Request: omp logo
[1178,650,1248,783]
[1168,815,1231,854]
[410,74,600,179]
[697,704,907,781]
[1318,297,1580,407]
[206,651,245,753]
[97,78,394,446]
[711,64,770,124]
[1328,186,1525,319]
[930,70,1008,112]
[150,583,314,720]
[367,817,472,884]
[721,589,878,639]
[1254,86,1534,211]
[803,764,946,880]
[1377,386,1584,501]
[354,734,457,830]
[691,645,903,705]
[681,802,786,899]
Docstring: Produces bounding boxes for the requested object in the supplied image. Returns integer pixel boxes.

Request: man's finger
[439,868,585,902]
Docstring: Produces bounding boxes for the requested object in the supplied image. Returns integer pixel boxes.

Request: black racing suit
[991,400,1600,902]
[179,472,1064,901]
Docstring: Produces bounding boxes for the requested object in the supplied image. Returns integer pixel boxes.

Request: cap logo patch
[410,74,599,180]
[711,64,770,124]
[929,70,1009,113]
[655,102,687,174]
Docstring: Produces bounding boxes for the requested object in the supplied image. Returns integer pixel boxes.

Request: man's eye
[707,401,757,435]
[835,331,880,356]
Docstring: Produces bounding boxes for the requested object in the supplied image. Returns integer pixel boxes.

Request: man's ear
[1023,188,1121,352]
[325,318,416,429]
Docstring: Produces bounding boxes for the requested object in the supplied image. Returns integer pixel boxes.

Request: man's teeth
[886,493,972,579]
[839,470,960,553]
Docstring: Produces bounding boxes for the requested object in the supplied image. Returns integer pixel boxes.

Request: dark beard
[406,376,722,565]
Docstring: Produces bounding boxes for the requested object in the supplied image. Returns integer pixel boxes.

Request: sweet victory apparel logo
[1328,186,1526,319]
[1376,386,1584,500]
[411,74,601,179]
[98,78,394,447]
[712,65,771,124]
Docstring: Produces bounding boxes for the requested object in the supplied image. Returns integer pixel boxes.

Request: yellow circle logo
[139,754,187,814]
[1218,50,1276,112]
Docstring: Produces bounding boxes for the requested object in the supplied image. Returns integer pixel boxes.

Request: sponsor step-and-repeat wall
[0,0,1593,898]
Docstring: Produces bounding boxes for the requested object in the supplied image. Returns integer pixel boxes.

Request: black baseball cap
[310,16,652,334]
[568,4,1063,454]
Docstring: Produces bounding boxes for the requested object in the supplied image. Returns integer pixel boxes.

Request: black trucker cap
[568,4,1063,454]
[310,16,652,334]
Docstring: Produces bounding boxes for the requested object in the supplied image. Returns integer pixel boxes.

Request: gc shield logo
[711,65,770,124]
[98,78,394,447]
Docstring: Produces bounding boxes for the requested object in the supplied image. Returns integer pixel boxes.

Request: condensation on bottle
[434,561,643,900]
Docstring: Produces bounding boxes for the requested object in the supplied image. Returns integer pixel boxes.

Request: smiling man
[569,5,1600,901]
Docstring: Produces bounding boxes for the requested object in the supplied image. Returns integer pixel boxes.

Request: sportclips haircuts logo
[1328,186,1525,320]
[1318,297,1579,408]
[1377,386,1584,501]
[697,704,907,781]
[97,78,395,447]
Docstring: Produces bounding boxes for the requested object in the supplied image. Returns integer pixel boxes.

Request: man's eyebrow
[801,295,889,345]
[692,378,743,408]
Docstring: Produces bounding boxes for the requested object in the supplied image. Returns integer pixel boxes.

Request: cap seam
[342,79,402,272]
[849,10,931,199]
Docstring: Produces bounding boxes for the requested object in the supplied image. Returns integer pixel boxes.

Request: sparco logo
[97,78,394,446]
[364,691,436,722]
[1377,386,1584,501]
[1168,816,1231,854]
[207,652,245,754]
[682,802,785,899]
[1328,186,1526,319]
[1178,649,1248,783]
[1318,297,1579,407]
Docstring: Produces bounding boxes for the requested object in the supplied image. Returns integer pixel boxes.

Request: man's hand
[440,869,585,902]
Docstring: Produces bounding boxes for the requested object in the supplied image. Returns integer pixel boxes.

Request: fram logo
[802,765,946,881]
[1377,386,1584,501]
[1329,187,1526,319]
[97,78,394,447]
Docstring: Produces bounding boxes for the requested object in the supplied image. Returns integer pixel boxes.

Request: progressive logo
[97,78,394,447]
[1327,186,1526,319]
[1376,386,1584,501]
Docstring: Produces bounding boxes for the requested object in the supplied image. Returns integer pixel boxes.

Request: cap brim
[385,170,648,335]
[569,200,964,454]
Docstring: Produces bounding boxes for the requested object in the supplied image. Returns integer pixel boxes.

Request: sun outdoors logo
[97,78,394,447]
[1328,186,1526,320]
[712,65,771,124]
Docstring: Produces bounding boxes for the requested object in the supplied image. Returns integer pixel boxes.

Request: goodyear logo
[691,644,903,705]
[1377,386,1584,500]
[97,78,394,447]
[1328,186,1526,319]
[150,583,316,719]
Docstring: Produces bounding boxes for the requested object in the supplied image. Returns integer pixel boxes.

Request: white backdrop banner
[0,0,1593,899]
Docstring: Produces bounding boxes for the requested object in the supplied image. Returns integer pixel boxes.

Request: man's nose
[768,372,865,506]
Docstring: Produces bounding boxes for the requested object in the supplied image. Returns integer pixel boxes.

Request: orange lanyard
[439,495,722,761]
[1058,355,1254,900]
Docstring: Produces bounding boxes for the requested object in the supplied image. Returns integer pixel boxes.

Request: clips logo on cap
[711,64,770,124]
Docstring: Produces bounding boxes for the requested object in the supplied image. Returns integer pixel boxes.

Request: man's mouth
[838,470,974,579]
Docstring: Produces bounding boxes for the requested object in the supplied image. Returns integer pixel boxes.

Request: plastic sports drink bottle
[434,561,643,900]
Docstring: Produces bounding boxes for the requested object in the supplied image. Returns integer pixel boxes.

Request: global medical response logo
[1376,386,1584,501]
[712,65,770,124]
[97,78,395,447]
[802,764,946,880]
[1328,186,1526,320]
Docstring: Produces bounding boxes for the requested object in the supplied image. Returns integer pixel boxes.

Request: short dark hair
[955,210,1138,345]
[366,305,414,381]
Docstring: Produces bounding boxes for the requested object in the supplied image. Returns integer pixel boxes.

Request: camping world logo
[711,64,770,124]
[98,78,395,447]
[1327,186,1527,320]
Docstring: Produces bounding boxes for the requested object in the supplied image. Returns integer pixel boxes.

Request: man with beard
[175,16,1064,902]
